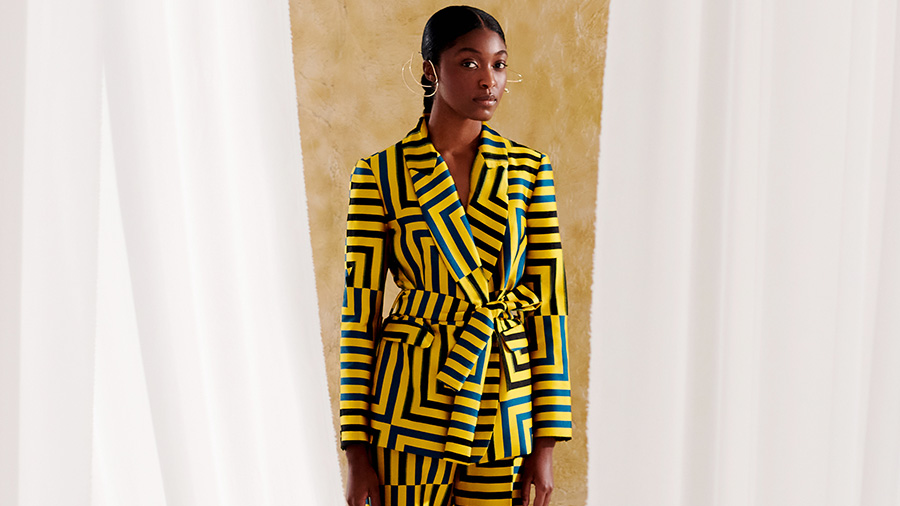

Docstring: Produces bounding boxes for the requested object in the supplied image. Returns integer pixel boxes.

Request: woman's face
[426,28,508,122]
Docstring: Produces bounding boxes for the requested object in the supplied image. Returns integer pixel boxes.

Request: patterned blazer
[340,116,571,464]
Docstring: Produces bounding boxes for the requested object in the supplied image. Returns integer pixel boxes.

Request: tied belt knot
[389,285,542,392]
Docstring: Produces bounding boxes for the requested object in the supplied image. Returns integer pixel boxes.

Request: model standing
[340,6,571,506]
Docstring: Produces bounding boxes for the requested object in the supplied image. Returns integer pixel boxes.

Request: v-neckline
[434,151,482,213]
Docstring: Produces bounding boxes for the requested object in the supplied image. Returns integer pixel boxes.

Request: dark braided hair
[420,6,506,113]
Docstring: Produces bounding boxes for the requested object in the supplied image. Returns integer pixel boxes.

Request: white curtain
[589,0,900,505]
[0,0,343,504]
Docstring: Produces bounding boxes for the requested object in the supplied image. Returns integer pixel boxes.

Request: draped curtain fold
[0,1,342,505]
[589,0,900,505]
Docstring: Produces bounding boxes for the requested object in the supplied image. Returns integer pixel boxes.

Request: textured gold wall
[289,2,607,503]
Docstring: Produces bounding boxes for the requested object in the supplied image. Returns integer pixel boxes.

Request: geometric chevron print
[370,443,525,506]
[339,116,572,465]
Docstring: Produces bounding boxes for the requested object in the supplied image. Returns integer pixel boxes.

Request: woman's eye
[462,61,478,69]
[494,61,508,69]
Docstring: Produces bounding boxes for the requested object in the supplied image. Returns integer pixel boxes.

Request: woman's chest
[380,163,535,293]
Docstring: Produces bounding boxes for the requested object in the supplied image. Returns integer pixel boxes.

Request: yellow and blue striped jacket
[340,116,571,464]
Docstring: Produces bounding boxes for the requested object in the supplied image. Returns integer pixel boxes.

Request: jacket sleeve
[522,154,573,441]
[339,158,389,449]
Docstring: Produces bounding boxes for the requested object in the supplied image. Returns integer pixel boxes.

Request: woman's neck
[426,106,482,157]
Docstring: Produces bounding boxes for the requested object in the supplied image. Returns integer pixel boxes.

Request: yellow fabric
[371,444,523,506]
[340,116,572,464]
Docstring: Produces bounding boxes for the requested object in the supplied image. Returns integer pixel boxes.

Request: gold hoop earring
[503,69,522,95]
[507,70,524,83]
[401,52,439,97]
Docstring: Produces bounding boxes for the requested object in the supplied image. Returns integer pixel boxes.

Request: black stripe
[347,229,387,238]
[403,136,430,148]
[349,197,383,207]
[340,423,370,433]
[527,242,562,250]
[528,226,559,235]
[509,165,539,176]
[459,473,513,484]
[347,213,386,223]
[404,152,436,162]
[508,151,542,162]
[526,210,558,220]
[454,489,514,499]
[340,408,370,417]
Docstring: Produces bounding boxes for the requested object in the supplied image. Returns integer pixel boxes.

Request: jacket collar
[401,116,511,304]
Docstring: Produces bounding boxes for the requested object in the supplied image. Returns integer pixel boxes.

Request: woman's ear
[422,60,438,83]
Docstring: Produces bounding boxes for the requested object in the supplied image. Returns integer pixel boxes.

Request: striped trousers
[370,446,523,506]
[368,340,525,505]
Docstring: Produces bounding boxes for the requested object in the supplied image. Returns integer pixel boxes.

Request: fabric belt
[388,285,541,392]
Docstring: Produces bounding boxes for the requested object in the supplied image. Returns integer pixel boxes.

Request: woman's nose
[479,69,495,88]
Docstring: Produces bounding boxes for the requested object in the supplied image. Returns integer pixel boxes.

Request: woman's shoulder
[482,125,550,171]
[355,121,428,168]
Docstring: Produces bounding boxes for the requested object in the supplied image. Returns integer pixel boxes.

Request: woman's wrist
[344,443,371,466]
[533,437,557,451]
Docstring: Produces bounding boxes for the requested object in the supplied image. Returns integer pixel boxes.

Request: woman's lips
[474,95,497,105]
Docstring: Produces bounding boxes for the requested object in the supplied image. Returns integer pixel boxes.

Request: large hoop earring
[402,52,439,97]
[503,69,523,94]
[504,69,524,94]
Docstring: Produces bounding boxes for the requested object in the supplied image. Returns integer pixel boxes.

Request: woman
[340,6,571,506]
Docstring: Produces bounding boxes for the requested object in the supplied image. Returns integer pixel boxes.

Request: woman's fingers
[521,441,555,506]
[521,470,534,506]
[345,476,380,506]
[368,482,382,506]
[345,446,381,506]
[533,480,553,506]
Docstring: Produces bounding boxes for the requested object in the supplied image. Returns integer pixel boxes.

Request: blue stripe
[455,388,481,401]
[388,426,446,445]
[482,137,505,148]
[532,373,570,382]
[437,198,479,272]
[442,365,467,383]
[501,395,531,408]
[404,228,427,284]
[458,334,486,354]
[514,411,530,453]
[419,169,450,194]
[509,177,535,190]
[453,405,479,417]
[531,388,571,397]
[449,420,477,432]
[376,151,394,218]
[532,404,571,413]
[447,351,474,370]
[340,346,371,355]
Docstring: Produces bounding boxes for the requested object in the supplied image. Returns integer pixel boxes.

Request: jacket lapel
[466,125,510,291]
[403,117,490,304]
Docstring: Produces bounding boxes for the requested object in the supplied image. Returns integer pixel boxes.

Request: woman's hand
[520,437,556,506]
[344,444,381,506]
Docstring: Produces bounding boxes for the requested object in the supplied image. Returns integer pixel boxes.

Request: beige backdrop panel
[290,2,607,502]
